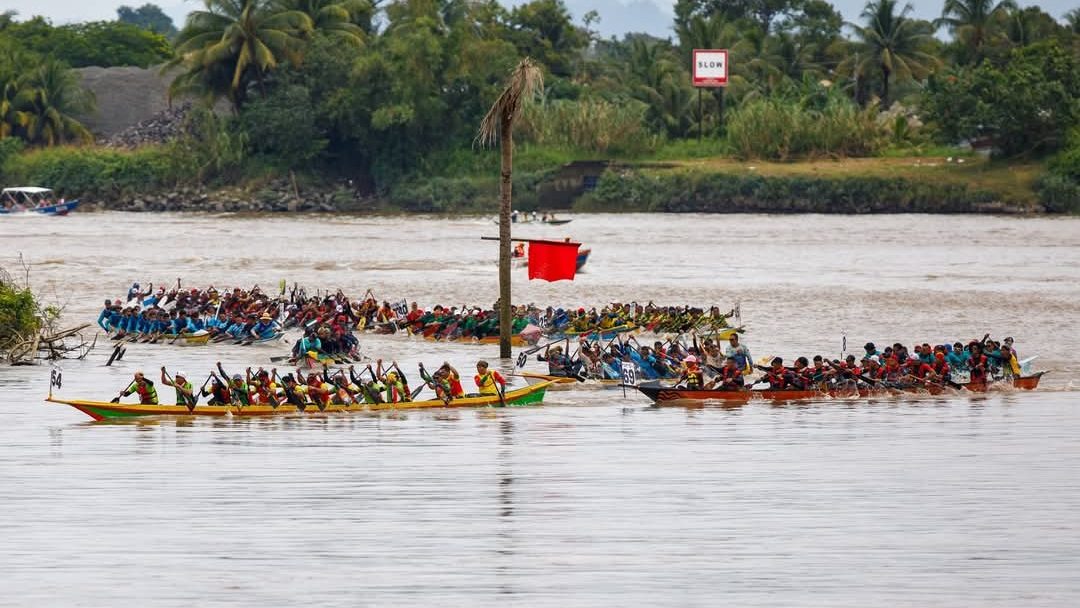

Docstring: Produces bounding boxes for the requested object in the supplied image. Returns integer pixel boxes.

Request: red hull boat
[637,372,1046,405]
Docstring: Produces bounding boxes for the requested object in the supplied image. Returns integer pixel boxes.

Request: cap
[683,355,697,364]
[174,370,186,378]
[232,374,242,381]
[869,355,880,363]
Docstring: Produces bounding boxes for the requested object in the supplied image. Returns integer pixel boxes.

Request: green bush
[1036,174,1080,213]
[577,168,999,213]
[518,98,657,155]
[2,145,183,198]
[725,93,884,161]
[0,276,40,350]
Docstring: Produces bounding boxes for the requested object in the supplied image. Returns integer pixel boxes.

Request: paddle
[105,344,122,367]
[413,363,434,400]
[494,376,507,407]
[197,373,214,402]
[110,380,136,403]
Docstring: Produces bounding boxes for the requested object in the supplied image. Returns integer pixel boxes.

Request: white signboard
[621,361,638,386]
[693,49,729,88]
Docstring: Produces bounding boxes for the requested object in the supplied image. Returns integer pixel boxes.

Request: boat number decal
[516,352,528,368]
[50,369,63,389]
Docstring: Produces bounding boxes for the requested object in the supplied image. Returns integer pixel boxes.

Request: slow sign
[692,49,728,87]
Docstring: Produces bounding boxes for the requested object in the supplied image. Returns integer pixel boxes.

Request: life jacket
[173,380,193,405]
[766,369,788,389]
[210,383,231,404]
[718,366,743,387]
[684,367,702,389]
[476,372,499,395]
[136,381,158,404]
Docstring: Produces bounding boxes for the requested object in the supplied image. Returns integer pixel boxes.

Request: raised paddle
[413,363,434,401]
[110,380,136,403]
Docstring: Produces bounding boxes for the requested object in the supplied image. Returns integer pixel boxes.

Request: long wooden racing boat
[637,372,1047,404]
[46,381,554,421]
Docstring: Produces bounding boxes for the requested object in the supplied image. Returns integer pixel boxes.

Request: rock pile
[81,180,379,214]
[101,102,192,148]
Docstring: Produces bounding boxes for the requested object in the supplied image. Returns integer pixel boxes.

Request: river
[1,212,1078,606]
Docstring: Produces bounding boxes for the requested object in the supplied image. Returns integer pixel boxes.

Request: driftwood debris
[8,323,95,366]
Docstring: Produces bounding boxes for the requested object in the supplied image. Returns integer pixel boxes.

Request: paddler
[249,312,280,341]
[676,355,703,390]
[725,333,752,374]
[474,360,506,396]
[202,375,232,405]
[121,370,159,404]
[705,356,744,390]
[160,367,194,406]
[437,362,465,398]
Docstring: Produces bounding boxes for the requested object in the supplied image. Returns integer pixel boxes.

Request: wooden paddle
[110,380,136,403]
[105,345,122,367]
[494,375,507,407]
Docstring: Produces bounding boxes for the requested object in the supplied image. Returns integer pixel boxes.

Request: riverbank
[3,142,1052,214]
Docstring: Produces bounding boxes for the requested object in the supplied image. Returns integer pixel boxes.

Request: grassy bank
[0,140,1051,214]
[575,156,1044,214]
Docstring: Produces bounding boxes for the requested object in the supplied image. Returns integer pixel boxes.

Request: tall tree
[1062,8,1079,35]
[936,0,1016,65]
[477,58,543,359]
[168,0,313,110]
[13,59,94,145]
[117,4,178,37]
[507,0,587,78]
[842,0,937,106]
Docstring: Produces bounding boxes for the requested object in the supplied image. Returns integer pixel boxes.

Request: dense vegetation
[0,0,1078,210]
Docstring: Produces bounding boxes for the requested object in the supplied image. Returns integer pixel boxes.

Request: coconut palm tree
[841,0,937,107]
[936,0,1016,64]
[1065,8,1080,34]
[273,0,367,44]
[168,0,313,110]
[13,59,95,145]
[476,57,543,359]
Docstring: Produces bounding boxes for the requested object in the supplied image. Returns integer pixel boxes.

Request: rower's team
[102,281,736,346]
[535,332,1024,391]
[118,358,508,408]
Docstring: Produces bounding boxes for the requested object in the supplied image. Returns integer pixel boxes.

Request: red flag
[527,241,580,282]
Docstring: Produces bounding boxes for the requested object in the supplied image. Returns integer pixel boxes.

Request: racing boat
[45,381,554,420]
[637,373,1047,405]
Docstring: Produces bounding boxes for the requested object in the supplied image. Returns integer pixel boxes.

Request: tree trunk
[497,115,513,359]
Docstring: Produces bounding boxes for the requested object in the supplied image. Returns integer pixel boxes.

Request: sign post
[691,49,729,140]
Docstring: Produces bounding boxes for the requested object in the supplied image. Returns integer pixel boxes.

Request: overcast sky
[5,0,1075,39]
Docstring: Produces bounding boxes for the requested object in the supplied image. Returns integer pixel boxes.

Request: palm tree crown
[843,0,938,107]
